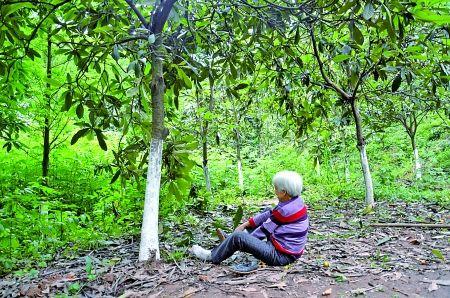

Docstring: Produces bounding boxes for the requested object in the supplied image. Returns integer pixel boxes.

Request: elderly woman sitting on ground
[191,170,309,266]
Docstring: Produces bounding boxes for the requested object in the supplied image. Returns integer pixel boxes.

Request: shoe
[190,245,212,261]
[229,260,260,274]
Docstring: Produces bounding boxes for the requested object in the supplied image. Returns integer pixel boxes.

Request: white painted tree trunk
[358,145,374,207]
[315,158,321,176]
[413,147,422,179]
[203,165,211,192]
[139,138,163,261]
[237,159,244,190]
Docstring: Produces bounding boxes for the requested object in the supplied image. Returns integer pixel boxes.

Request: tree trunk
[235,129,244,190]
[202,133,211,192]
[315,158,321,176]
[202,75,215,193]
[139,35,166,262]
[344,154,350,182]
[257,106,264,158]
[411,137,422,179]
[350,100,374,207]
[42,34,52,184]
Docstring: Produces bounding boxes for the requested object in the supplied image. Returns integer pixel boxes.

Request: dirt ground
[1,201,449,297]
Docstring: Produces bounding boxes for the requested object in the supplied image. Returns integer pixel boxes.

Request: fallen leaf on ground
[240,287,258,292]
[377,236,391,246]
[266,281,286,290]
[428,282,439,292]
[322,288,332,296]
[181,287,202,298]
[261,289,269,298]
[408,238,421,245]
[102,273,115,282]
[423,279,450,286]
[122,289,153,298]
[198,275,209,282]
[266,272,286,282]
[294,277,308,284]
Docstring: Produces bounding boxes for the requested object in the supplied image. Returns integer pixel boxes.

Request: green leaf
[126,87,139,97]
[85,256,93,274]
[332,54,352,63]
[351,23,364,45]
[110,170,121,184]
[176,67,192,89]
[230,61,238,79]
[95,130,107,151]
[63,91,73,111]
[392,73,401,92]
[362,3,375,20]
[413,9,450,25]
[71,128,90,145]
[168,182,182,199]
[234,83,248,90]
[76,104,84,119]
[112,45,120,61]
[46,77,60,86]
[232,205,244,229]
[431,249,445,261]
[148,34,156,44]
[294,27,300,44]
[338,0,354,13]
[1,3,33,17]
[26,48,41,60]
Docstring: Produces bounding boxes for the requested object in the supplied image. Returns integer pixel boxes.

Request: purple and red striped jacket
[248,196,308,257]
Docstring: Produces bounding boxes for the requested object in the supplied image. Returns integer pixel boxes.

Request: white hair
[272,171,303,197]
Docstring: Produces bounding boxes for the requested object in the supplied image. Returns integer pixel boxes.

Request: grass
[0,115,448,275]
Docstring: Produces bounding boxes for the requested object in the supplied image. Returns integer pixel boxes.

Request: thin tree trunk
[202,131,211,192]
[350,100,374,207]
[257,105,264,158]
[411,137,422,179]
[344,154,350,182]
[236,128,244,190]
[42,34,51,184]
[202,75,215,193]
[139,35,166,262]
[341,129,350,182]
[315,158,321,176]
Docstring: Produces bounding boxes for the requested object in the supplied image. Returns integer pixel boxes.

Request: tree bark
[42,34,51,184]
[350,100,374,207]
[344,154,350,182]
[236,128,244,191]
[137,0,176,262]
[202,75,215,193]
[139,35,166,262]
[411,136,422,179]
[400,113,421,180]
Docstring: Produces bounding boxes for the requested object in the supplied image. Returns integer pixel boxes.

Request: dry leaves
[428,282,439,292]
[322,288,332,296]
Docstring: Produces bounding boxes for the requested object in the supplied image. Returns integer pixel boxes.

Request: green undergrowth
[1,118,448,276]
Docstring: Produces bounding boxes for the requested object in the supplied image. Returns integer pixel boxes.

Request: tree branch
[310,26,350,101]
[24,0,71,54]
[124,0,149,28]
[150,0,177,34]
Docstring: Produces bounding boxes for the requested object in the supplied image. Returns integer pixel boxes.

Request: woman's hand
[235,221,250,232]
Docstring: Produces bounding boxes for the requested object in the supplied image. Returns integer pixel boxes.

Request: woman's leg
[210,231,295,266]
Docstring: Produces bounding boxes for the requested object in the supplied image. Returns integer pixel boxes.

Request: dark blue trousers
[210,231,296,266]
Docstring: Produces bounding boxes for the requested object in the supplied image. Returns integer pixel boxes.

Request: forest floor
[1,199,449,298]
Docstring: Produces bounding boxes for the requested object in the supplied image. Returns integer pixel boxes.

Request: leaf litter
[0,200,449,297]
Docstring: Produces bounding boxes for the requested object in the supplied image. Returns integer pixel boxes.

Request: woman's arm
[235,221,250,232]
[246,208,272,229]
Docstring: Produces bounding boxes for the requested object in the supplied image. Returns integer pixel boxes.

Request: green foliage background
[1,114,448,274]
